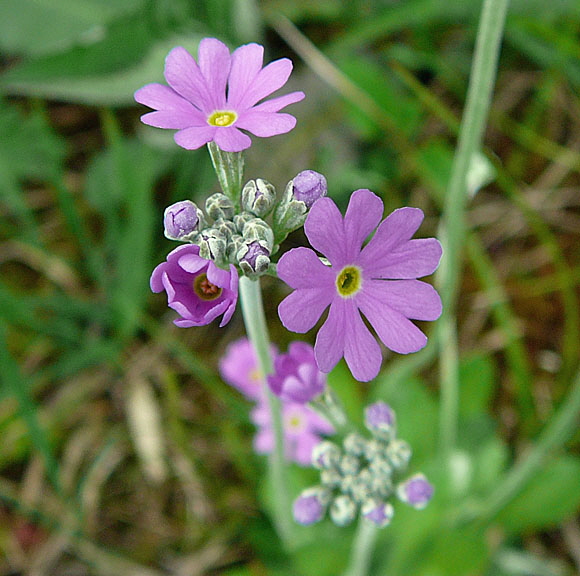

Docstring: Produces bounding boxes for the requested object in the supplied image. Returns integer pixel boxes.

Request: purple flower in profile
[268,341,326,403]
[219,337,277,401]
[277,188,443,382]
[252,400,334,466]
[151,244,238,327]
[134,38,305,152]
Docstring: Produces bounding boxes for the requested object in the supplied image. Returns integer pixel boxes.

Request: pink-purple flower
[277,188,443,382]
[268,341,326,403]
[252,400,334,466]
[134,38,305,152]
[150,244,238,327]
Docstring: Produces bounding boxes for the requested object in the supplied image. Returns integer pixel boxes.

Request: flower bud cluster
[161,170,327,278]
[293,401,433,528]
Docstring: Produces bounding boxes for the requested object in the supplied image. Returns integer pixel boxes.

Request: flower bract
[277,188,443,382]
[150,244,238,327]
[134,38,305,152]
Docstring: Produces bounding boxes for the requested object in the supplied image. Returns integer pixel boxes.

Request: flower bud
[386,439,412,470]
[213,218,237,241]
[293,487,330,525]
[233,212,254,233]
[397,474,433,509]
[329,495,357,527]
[241,178,277,217]
[241,217,274,253]
[312,441,341,470]
[163,200,200,240]
[361,499,394,528]
[339,454,360,476]
[205,193,235,221]
[197,228,227,264]
[237,241,270,278]
[364,401,396,440]
[343,432,368,457]
[291,170,327,208]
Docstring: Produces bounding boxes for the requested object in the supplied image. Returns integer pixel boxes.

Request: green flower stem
[238,275,295,546]
[343,519,378,576]
[207,141,244,204]
[437,0,509,461]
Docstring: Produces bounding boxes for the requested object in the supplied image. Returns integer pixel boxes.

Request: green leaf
[459,352,496,417]
[497,455,580,532]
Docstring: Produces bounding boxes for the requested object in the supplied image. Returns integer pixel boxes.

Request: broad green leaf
[496,455,580,532]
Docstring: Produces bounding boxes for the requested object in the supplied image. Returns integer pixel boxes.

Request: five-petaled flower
[134,38,305,152]
[151,244,238,327]
[277,189,443,382]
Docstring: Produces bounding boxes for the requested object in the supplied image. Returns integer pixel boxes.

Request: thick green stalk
[207,141,244,204]
[238,276,294,544]
[343,519,379,576]
[437,0,510,460]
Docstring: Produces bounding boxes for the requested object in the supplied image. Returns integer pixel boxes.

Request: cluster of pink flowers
[219,338,333,466]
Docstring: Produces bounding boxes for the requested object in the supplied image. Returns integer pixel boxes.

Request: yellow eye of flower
[207,110,237,127]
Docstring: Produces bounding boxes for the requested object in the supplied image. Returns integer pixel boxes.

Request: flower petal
[304,197,347,266]
[277,247,335,290]
[213,126,252,152]
[362,279,442,321]
[362,236,442,279]
[135,83,193,112]
[278,288,333,333]
[314,300,346,373]
[357,287,429,354]
[164,47,212,111]
[197,38,230,109]
[174,125,217,150]
[140,108,206,130]
[235,111,297,137]
[227,43,264,108]
[343,301,383,382]
[249,91,305,113]
[343,189,383,261]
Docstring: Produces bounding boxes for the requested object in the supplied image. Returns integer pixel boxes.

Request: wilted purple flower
[151,244,238,327]
[397,474,433,509]
[135,38,305,152]
[252,401,334,466]
[219,337,277,401]
[268,341,326,403]
[293,489,327,525]
[292,170,327,208]
[277,188,443,382]
[163,200,199,240]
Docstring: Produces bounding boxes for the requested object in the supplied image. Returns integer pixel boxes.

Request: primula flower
[219,337,277,401]
[252,400,334,466]
[134,38,305,152]
[268,341,326,403]
[151,244,238,327]
[277,188,442,382]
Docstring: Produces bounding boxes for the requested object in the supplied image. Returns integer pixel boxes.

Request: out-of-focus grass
[0,0,579,574]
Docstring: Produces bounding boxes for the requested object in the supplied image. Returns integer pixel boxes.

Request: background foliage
[1,0,579,574]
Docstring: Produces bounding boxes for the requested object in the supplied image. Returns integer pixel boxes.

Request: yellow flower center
[193,273,223,301]
[336,266,362,298]
[207,110,237,127]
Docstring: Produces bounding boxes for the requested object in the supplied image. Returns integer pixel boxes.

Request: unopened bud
[163,200,200,240]
[312,441,341,470]
[365,401,396,440]
[361,499,394,528]
[241,178,277,217]
[291,170,327,208]
[329,495,357,527]
[238,241,270,278]
[293,487,330,525]
[241,217,274,253]
[197,228,227,264]
[397,474,433,509]
[205,193,235,221]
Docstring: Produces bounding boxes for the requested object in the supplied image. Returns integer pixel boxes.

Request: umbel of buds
[293,401,433,528]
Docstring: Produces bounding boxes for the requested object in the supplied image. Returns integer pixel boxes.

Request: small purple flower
[219,337,277,401]
[365,401,396,436]
[268,341,326,403]
[277,188,443,382]
[252,401,334,466]
[163,200,199,240]
[292,170,328,208]
[135,38,305,152]
[151,244,238,327]
[397,474,434,509]
[293,489,327,525]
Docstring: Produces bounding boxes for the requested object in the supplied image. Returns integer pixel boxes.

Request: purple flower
[268,341,326,403]
[397,474,434,509]
[252,401,334,466]
[150,244,238,327]
[163,200,199,240]
[292,170,327,208]
[134,38,305,152]
[277,188,443,382]
[219,337,277,401]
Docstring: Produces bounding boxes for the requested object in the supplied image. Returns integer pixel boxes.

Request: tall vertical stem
[437,0,510,460]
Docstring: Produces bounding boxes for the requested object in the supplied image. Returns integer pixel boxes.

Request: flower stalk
[343,519,379,576]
